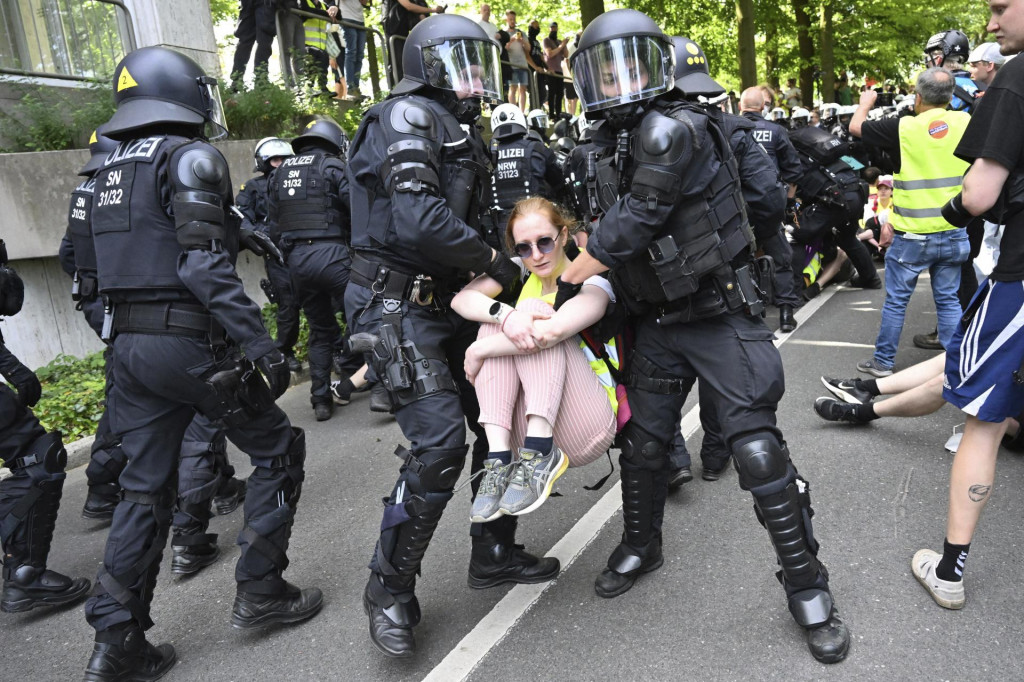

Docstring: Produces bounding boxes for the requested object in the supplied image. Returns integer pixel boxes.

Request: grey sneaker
[470,459,513,523]
[856,358,893,378]
[499,447,568,516]
[912,549,965,609]
[821,376,873,405]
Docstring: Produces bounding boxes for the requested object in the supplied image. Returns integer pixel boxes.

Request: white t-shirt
[477,19,500,42]
[338,0,365,23]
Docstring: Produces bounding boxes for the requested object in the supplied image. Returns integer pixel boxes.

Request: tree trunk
[736,0,757,88]
[818,0,835,105]
[367,31,381,98]
[791,0,814,105]
[579,0,605,29]
[765,23,778,89]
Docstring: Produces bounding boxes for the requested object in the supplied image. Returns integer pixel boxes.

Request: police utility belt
[105,301,226,344]
[350,252,447,307]
[71,270,99,304]
[647,251,775,326]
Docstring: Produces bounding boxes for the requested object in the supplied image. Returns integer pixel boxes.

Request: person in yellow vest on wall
[303,0,336,96]
[849,67,972,377]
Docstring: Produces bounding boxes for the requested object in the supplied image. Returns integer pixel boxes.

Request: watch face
[489,301,502,316]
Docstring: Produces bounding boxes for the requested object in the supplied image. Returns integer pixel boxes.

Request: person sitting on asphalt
[452,197,618,523]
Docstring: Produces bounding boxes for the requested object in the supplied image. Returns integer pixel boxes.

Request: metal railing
[0,0,136,82]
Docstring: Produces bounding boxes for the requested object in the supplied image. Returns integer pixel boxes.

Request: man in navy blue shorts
[910,0,1024,611]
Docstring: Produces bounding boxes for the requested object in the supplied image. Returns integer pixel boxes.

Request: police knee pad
[397,445,467,496]
[86,437,127,485]
[731,432,790,491]
[9,431,68,484]
[616,422,668,471]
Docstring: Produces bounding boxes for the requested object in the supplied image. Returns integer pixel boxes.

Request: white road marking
[421,284,841,682]
[788,339,876,349]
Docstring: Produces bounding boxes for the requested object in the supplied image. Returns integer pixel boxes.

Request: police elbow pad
[381,140,441,196]
[172,148,230,248]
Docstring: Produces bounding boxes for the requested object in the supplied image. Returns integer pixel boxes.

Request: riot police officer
[486,103,563,249]
[925,29,981,113]
[346,14,559,658]
[238,136,302,373]
[559,10,850,663]
[268,119,361,421]
[56,127,128,522]
[0,241,91,615]
[84,47,320,681]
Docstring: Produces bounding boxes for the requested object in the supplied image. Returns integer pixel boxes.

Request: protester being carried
[451,197,618,524]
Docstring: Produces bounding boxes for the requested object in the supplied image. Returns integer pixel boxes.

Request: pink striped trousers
[475,299,615,467]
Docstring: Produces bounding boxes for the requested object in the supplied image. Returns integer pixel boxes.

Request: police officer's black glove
[3,360,41,408]
[553,277,582,311]
[240,227,286,266]
[941,192,974,228]
[255,349,291,399]
[484,251,521,292]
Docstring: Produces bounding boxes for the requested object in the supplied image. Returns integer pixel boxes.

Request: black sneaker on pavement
[814,397,870,424]
[820,376,873,405]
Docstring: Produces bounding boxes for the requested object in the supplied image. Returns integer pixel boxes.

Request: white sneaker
[911,548,965,609]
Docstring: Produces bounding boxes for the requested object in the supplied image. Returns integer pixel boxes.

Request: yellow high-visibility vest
[303,0,328,51]
[516,275,619,415]
[891,107,971,234]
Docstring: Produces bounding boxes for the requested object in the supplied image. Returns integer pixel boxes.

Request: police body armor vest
[92,135,198,302]
[350,95,490,277]
[68,178,98,274]
[272,149,346,241]
[613,101,752,306]
[489,136,535,214]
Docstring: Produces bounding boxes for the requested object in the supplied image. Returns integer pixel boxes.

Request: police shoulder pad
[636,110,693,166]
[386,98,441,142]
[172,143,231,195]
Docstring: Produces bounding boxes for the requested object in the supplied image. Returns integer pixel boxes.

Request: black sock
[336,378,354,394]
[523,436,553,455]
[489,450,513,465]
[853,402,879,421]
[857,378,881,397]
[936,538,970,582]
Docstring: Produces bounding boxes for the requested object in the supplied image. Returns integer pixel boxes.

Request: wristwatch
[489,300,512,324]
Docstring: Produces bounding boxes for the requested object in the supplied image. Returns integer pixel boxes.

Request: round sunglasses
[513,236,557,259]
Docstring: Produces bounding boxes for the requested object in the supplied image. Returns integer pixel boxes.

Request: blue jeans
[342,21,366,90]
[873,228,969,368]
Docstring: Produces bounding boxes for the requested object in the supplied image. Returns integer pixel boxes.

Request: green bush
[33,352,107,443]
[220,81,380,140]
[0,81,115,153]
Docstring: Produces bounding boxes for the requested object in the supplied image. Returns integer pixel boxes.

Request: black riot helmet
[925,30,971,67]
[391,14,502,120]
[291,119,348,155]
[78,124,118,177]
[570,9,674,127]
[671,37,724,98]
[105,46,228,141]
[253,137,294,173]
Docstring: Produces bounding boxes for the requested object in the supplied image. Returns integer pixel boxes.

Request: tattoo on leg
[968,484,991,502]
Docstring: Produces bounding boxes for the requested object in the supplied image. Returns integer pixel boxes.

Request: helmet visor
[422,38,502,102]
[257,138,294,162]
[571,36,674,112]
[202,79,229,141]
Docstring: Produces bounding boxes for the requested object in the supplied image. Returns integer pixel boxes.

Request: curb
[63,367,312,471]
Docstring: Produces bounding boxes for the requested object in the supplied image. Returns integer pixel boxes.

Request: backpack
[789,125,850,165]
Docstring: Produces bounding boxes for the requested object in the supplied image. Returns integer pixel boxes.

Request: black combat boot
[213,477,246,516]
[779,305,797,333]
[468,527,560,589]
[314,401,334,422]
[170,536,220,576]
[230,581,323,629]
[363,573,419,658]
[805,606,851,663]
[595,467,664,598]
[82,482,120,522]
[84,625,176,682]
[1,564,90,612]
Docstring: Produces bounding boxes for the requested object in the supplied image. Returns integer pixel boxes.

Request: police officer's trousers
[265,257,301,357]
[345,282,508,595]
[85,333,304,633]
[288,242,361,406]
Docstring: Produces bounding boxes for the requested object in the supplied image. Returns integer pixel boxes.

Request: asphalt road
[6,268,1024,682]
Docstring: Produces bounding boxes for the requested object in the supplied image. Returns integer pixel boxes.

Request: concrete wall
[0,139,273,370]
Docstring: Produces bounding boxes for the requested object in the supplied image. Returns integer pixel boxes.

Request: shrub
[33,352,107,442]
[0,81,115,153]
